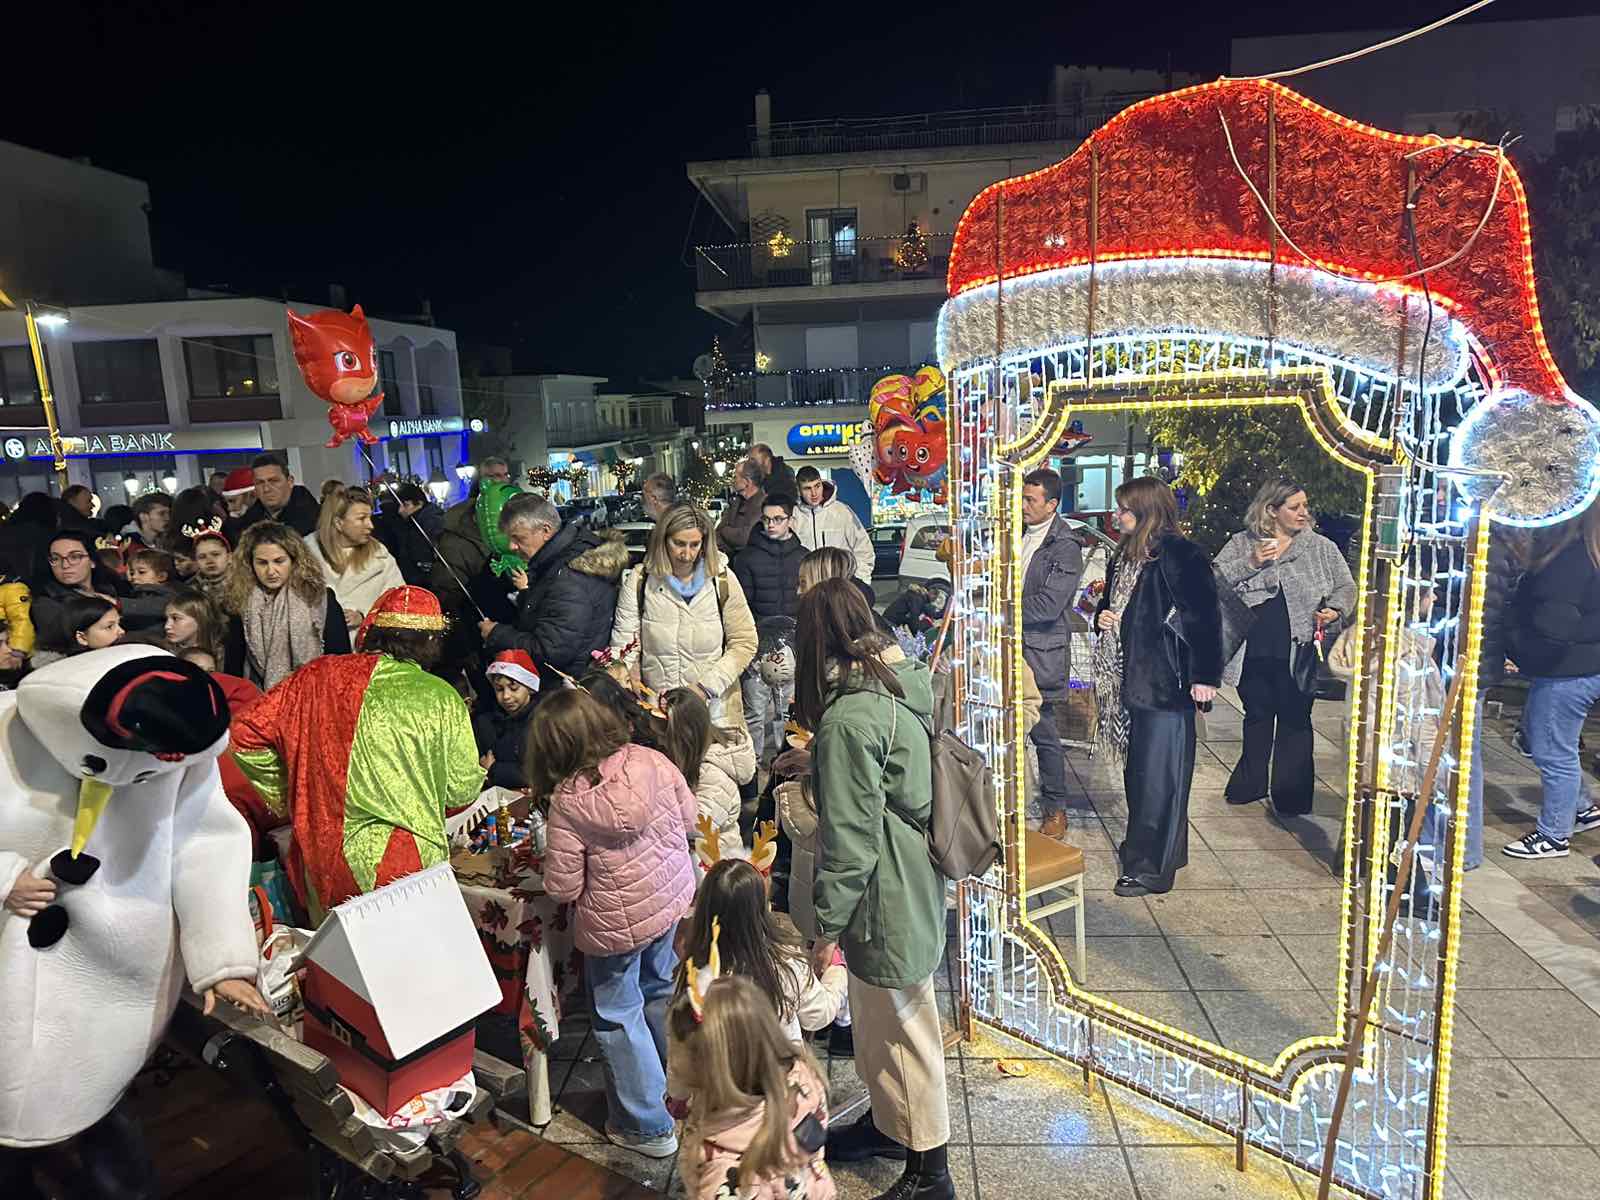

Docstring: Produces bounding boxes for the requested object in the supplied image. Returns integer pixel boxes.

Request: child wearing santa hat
[474,649,541,791]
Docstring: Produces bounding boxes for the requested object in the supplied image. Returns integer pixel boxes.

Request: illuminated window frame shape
[950,362,1485,1199]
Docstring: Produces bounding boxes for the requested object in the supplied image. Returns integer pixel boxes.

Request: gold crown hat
[355,585,448,649]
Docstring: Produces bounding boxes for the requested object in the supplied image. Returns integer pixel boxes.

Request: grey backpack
[890,696,1000,881]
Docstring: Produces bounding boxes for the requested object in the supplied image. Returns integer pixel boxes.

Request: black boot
[827,1020,855,1058]
[824,1113,906,1163]
[76,1101,156,1200]
[872,1144,955,1200]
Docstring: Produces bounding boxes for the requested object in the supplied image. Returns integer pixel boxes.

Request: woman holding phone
[1214,479,1356,816]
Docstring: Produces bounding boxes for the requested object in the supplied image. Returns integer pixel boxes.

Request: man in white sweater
[793,466,875,586]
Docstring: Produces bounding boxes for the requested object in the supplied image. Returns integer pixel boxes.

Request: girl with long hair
[668,975,834,1200]
[61,595,124,655]
[220,522,350,688]
[308,485,407,630]
[533,688,699,1159]
[661,686,756,848]
[1093,476,1223,896]
[1213,477,1355,814]
[794,579,952,1199]
[1503,497,1600,859]
[669,859,845,1055]
[164,589,225,660]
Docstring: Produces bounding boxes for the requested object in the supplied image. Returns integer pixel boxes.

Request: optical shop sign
[786,420,871,458]
[3,426,264,460]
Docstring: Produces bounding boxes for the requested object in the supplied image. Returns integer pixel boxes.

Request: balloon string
[353,441,490,624]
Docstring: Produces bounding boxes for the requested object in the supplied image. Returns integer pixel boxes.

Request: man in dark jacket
[734,493,806,761]
[716,459,767,559]
[226,454,320,541]
[732,493,805,622]
[374,482,442,586]
[479,494,628,681]
[749,443,797,502]
[1020,468,1085,840]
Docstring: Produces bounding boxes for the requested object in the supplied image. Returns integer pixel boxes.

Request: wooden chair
[1023,830,1087,985]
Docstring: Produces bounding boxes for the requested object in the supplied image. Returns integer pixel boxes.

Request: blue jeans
[1524,673,1600,841]
[587,922,677,1137]
[1423,693,1485,870]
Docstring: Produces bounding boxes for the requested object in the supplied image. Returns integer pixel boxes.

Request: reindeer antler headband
[181,516,227,545]
[684,917,722,1023]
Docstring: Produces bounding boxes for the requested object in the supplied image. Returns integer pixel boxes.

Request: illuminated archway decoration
[939,80,1600,1200]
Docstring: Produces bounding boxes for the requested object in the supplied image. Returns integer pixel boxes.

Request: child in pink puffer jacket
[534,688,699,1160]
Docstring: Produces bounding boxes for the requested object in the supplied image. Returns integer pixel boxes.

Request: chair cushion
[1025,830,1084,887]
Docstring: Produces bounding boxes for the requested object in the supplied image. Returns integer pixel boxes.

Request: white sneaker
[1572,804,1600,835]
[1502,831,1570,860]
[605,1125,679,1159]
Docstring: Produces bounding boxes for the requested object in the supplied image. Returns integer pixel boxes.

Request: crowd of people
[4,441,1595,1200]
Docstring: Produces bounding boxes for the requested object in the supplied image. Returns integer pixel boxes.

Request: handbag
[1289,638,1322,697]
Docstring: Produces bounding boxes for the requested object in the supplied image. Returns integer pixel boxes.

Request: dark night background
[7,1,1598,382]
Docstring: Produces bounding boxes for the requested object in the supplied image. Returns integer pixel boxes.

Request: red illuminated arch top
[946,79,1565,401]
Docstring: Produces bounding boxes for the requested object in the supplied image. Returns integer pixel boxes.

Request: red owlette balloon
[287,304,384,448]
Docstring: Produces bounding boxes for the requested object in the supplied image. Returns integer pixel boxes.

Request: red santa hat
[221,467,255,498]
[486,649,540,693]
[355,585,447,650]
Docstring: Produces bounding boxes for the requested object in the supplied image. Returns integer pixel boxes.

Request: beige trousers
[847,972,950,1151]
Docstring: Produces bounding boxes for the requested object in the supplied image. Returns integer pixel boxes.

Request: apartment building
[686,66,1189,506]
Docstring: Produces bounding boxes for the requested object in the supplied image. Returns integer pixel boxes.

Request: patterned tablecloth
[454,837,581,1126]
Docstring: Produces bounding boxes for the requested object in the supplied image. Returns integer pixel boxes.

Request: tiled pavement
[525,692,1600,1200]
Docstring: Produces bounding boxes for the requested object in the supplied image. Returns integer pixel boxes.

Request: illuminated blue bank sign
[786,420,871,458]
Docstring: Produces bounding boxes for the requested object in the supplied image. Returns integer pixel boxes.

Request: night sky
[8,1,1597,383]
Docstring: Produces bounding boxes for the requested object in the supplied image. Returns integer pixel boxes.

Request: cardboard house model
[300,863,501,1116]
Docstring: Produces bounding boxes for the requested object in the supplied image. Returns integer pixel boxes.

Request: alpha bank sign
[384,416,486,439]
[786,420,871,458]
[4,426,265,461]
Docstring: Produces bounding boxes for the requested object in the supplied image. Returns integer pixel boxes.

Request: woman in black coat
[1093,477,1222,895]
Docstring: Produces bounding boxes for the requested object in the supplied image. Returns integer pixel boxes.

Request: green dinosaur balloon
[475,479,527,577]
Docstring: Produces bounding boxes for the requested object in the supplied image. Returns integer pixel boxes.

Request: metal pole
[22,302,70,493]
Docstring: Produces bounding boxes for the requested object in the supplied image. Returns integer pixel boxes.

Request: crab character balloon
[870,367,948,501]
[287,304,384,449]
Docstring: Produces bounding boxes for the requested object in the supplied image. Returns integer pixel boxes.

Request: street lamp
[427,473,449,503]
[0,284,72,492]
[122,473,140,495]
[455,463,476,484]
[161,472,179,494]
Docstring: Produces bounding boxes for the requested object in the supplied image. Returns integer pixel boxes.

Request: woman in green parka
[798,578,954,1200]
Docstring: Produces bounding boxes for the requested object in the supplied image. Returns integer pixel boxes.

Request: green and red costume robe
[232,653,484,921]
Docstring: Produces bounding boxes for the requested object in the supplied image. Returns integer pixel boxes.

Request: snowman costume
[0,646,255,1150]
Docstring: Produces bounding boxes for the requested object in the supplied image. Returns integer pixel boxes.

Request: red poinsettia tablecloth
[455,838,580,1126]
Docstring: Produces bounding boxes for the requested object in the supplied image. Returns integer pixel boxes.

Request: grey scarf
[243,585,324,689]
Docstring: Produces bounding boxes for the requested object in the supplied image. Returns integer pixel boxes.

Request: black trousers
[1227,655,1315,814]
[0,1098,155,1200]
[1120,706,1195,893]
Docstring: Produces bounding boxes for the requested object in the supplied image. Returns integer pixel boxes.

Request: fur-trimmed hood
[568,531,631,582]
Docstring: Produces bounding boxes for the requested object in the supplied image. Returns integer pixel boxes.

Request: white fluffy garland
[937,258,1468,390]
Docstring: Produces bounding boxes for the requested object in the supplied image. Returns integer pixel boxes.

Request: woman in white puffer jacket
[611,503,758,723]
[307,485,406,631]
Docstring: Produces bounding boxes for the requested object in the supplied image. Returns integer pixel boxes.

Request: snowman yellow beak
[71,778,114,858]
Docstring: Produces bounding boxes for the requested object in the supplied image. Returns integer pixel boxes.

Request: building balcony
[748,96,1155,158]
[705,365,915,412]
[694,234,952,308]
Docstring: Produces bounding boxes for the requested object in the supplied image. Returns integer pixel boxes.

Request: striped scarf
[1093,555,1146,762]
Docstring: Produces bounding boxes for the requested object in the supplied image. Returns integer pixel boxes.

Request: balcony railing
[706,365,915,412]
[695,233,952,293]
[748,95,1157,157]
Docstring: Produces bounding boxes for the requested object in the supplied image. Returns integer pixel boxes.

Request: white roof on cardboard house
[301,862,501,1059]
